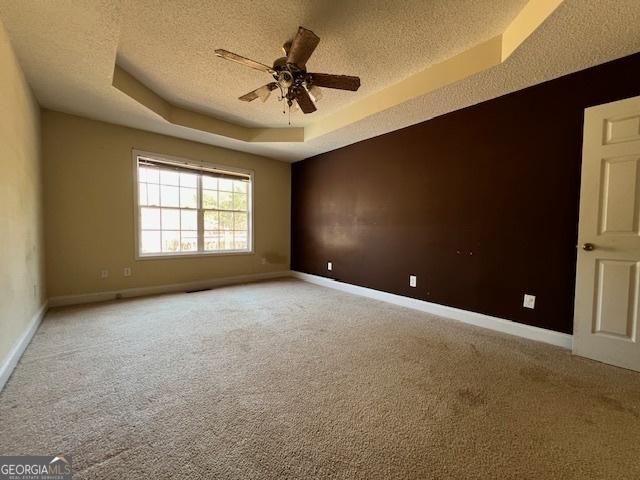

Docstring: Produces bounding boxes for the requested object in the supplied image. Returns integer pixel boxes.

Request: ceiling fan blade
[295,87,317,114]
[307,73,361,91]
[214,49,275,74]
[287,27,320,68]
[239,82,278,102]
[282,40,292,56]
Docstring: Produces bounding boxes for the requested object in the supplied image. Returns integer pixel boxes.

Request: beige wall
[42,111,290,298]
[0,22,44,364]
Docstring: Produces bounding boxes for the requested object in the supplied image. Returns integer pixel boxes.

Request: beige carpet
[1,279,639,479]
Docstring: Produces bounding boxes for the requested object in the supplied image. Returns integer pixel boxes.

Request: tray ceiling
[116,0,527,128]
[1,0,639,161]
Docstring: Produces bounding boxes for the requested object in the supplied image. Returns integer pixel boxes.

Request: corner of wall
[0,18,47,388]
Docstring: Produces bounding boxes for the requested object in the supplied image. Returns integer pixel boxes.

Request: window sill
[136,250,254,261]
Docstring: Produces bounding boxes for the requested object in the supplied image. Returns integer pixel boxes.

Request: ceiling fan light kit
[215,26,361,122]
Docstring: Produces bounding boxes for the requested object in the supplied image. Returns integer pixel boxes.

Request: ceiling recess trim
[112,0,563,144]
[112,65,304,142]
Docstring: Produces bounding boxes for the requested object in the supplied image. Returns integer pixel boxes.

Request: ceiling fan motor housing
[217,26,360,115]
[276,70,293,88]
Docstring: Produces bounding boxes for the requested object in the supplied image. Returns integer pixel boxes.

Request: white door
[574,95,640,372]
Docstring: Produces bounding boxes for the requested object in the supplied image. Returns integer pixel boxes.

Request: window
[134,152,252,258]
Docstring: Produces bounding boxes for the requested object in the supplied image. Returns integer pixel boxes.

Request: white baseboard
[291,271,573,349]
[0,302,48,392]
[48,270,292,307]
[2,271,569,392]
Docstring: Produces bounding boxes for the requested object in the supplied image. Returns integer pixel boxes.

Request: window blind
[138,157,250,182]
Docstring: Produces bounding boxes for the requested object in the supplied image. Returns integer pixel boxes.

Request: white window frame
[132,149,254,260]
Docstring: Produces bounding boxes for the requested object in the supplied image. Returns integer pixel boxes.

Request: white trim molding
[48,270,291,307]
[0,302,48,392]
[291,271,573,349]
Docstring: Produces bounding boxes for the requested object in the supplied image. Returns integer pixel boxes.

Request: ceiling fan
[215,26,361,117]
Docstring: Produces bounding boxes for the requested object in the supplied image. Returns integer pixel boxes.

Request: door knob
[582,243,595,251]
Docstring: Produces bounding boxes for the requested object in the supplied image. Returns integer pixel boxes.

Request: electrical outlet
[523,294,536,309]
[327,262,332,271]
[409,275,417,287]
[100,269,109,279]
[124,267,132,277]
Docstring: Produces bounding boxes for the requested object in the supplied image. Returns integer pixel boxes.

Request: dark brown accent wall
[291,52,640,334]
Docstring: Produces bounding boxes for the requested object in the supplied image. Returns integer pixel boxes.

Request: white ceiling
[117,0,526,128]
[1,0,640,161]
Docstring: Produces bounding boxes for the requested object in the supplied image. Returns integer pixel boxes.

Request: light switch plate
[523,294,536,309]
[409,275,417,287]
[100,269,109,279]
[124,267,132,277]
[327,262,332,271]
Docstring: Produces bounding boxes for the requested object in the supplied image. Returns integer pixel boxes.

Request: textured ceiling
[117,0,526,128]
[1,1,640,162]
